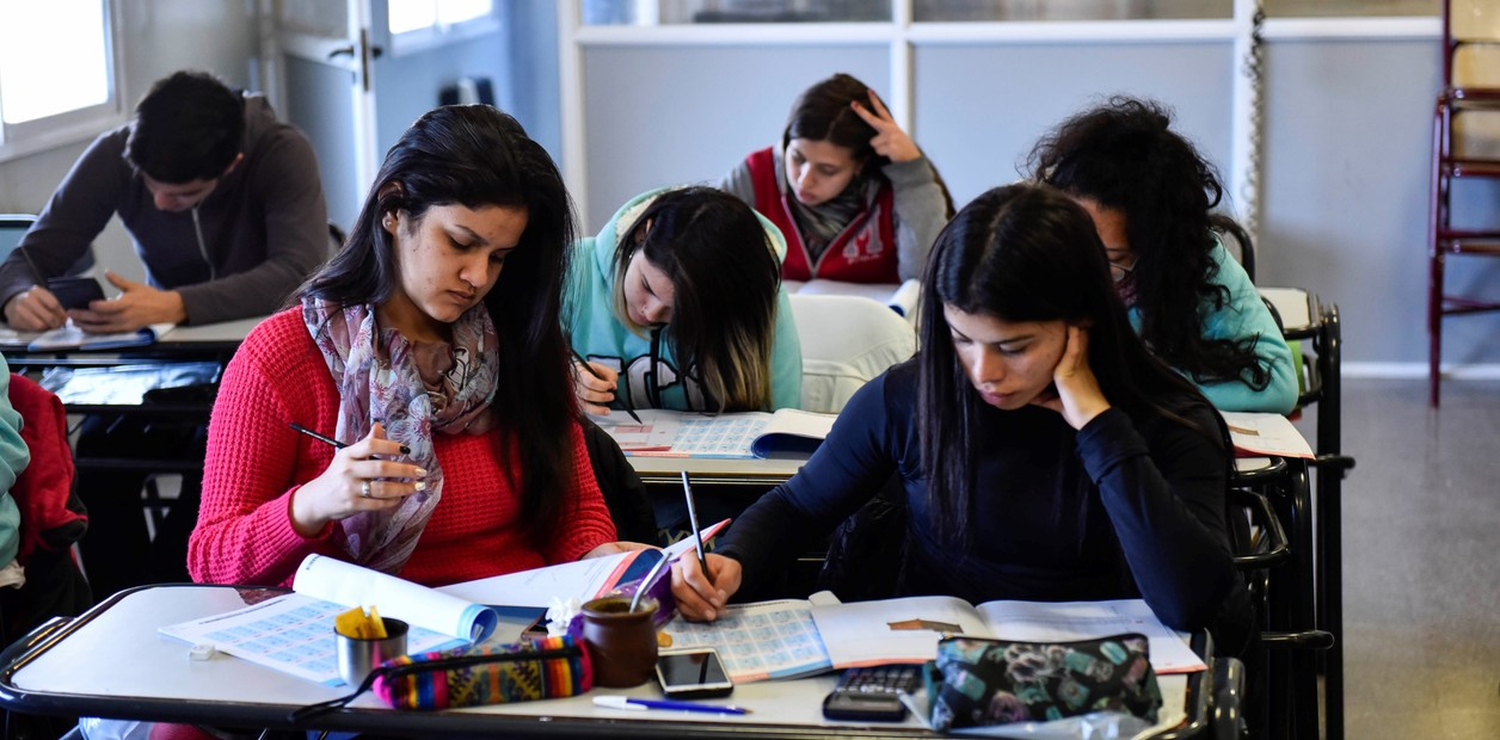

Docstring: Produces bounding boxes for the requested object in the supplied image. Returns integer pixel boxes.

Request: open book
[660,594,1205,684]
[591,408,835,459]
[1221,411,1314,459]
[810,596,1206,675]
[439,519,729,608]
[785,278,922,318]
[160,554,499,686]
[2,321,177,351]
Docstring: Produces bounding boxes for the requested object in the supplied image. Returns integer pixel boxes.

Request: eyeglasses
[1109,260,1135,283]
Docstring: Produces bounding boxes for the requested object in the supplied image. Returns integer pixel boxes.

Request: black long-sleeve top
[719,361,1242,630]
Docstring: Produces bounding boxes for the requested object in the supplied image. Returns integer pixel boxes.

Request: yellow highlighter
[334,605,389,639]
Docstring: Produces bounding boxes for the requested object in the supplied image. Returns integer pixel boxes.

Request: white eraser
[188,643,216,661]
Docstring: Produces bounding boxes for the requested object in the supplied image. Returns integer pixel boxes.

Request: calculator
[821,664,920,722]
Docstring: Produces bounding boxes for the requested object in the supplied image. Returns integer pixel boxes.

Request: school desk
[0,584,1229,739]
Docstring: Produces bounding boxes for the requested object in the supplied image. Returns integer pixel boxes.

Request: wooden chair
[1428,0,1500,406]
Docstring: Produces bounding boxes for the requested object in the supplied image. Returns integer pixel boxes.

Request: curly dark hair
[1028,96,1269,391]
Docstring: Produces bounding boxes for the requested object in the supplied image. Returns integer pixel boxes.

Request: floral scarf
[303,298,499,574]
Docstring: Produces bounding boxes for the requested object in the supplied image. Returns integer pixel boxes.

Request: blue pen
[593,695,750,715]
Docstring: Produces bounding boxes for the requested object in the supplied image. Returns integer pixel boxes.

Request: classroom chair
[787,293,916,414]
[1227,455,1332,740]
[0,214,96,278]
[1427,0,1500,407]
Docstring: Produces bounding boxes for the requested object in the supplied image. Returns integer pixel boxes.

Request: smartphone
[655,647,733,699]
[46,277,106,310]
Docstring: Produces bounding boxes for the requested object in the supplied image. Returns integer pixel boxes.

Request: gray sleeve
[883,156,947,282]
[716,158,758,207]
[0,134,124,312]
[175,129,329,324]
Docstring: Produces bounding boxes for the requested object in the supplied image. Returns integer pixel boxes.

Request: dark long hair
[1029,96,1269,391]
[783,73,955,216]
[298,104,579,548]
[612,187,780,412]
[917,184,1223,544]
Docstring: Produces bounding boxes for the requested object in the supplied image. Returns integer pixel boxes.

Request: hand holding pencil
[671,473,740,622]
[569,348,642,423]
[286,422,428,537]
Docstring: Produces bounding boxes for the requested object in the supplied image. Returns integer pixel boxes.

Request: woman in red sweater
[189,105,630,589]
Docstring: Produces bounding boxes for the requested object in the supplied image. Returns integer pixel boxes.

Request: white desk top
[157,315,265,344]
[1,584,1200,738]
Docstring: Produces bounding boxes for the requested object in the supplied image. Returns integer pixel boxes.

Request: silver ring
[360,481,372,499]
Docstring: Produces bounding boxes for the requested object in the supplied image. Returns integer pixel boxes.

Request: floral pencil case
[924,633,1162,732]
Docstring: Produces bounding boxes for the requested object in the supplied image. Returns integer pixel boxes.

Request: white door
[262,0,509,233]
[262,0,381,232]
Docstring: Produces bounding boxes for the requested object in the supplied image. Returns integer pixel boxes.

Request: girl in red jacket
[190,105,637,589]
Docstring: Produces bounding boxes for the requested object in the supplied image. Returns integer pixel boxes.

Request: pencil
[681,471,709,576]
[570,348,643,424]
[289,422,348,450]
[15,244,44,285]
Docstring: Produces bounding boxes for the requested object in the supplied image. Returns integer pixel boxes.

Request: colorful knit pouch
[373,635,591,710]
[289,635,591,721]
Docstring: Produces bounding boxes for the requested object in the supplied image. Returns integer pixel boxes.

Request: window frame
[0,0,125,164]
[387,0,503,57]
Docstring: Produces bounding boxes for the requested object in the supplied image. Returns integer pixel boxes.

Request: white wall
[570,27,1496,370]
[0,0,260,285]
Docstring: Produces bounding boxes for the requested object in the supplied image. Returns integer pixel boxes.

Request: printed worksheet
[663,600,833,683]
[592,408,834,458]
[159,593,465,686]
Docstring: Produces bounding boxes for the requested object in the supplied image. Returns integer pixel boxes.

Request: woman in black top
[672,183,1248,644]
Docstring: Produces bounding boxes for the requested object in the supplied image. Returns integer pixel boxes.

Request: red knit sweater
[189,309,617,589]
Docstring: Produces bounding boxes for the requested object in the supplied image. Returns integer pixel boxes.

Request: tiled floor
[1311,378,1500,740]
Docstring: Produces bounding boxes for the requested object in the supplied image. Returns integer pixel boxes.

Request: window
[0,0,120,162]
[387,0,499,55]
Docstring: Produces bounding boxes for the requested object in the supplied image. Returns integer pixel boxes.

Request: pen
[289,422,348,450]
[570,348,643,424]
[682,471,709,576]
[593,695,749,715]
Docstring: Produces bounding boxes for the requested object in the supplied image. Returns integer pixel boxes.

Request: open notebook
[0,321,176,351]
[660,592,1205,685]
[591,408,836,459]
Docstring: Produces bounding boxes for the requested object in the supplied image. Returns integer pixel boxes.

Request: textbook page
[810,595,1206,674]
[439,519,730,607]
[974,599,1207,674]
[749,408,837,457]
[810,594,993,668]
[1221,411,1314,459]
[159,554,499,686]
[662,599,832,683]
